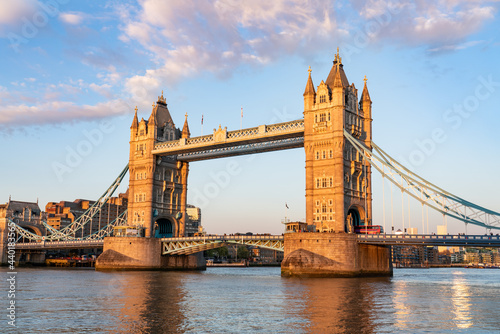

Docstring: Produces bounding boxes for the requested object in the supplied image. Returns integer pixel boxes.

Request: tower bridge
[4,49,500,276]
[94,48,386,275]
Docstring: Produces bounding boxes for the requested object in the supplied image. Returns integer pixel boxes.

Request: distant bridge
[357,234,500,247]
[16,233,500,253]
[15,239,104,250]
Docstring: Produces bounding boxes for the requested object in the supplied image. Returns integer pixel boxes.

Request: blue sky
[1,0,499,235]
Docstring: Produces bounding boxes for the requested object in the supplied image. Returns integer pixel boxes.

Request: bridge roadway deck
[13,234,500,251]
[357,234,500,247]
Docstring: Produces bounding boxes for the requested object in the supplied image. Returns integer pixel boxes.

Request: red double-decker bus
[354,225,384,234]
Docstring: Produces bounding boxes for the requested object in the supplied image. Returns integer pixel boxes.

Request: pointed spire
[303,66,316,96]
[325,47,348,89]
[131,106,139,129]
[149,102,157,126]
[182,113,190,138]
[361,75,371,101]
[333,64,343,88]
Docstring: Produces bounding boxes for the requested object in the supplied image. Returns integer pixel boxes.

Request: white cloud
[0,0,37,25]
[427,40,485,53]
[89,82,113,98]
[118,0,341,99]
[116,0,498,102]
[1,0,498,130]
[59,11,85,25]
[0,98,131,130]
[355,0,496,46]
[0,0,38,36]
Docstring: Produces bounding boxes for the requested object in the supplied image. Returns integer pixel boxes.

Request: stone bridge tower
[303,48,373,233]
[282,50,390,278]
[128,92,189,238]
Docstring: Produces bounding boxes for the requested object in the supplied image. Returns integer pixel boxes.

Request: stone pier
[281,233,392,277]
[95,237,205,271]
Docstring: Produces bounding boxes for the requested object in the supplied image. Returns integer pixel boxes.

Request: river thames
[2,267,500,333]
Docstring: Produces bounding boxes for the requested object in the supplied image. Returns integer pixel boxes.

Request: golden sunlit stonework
[304,48,373,233]
[128,91,189,238]
[127,49,374,239]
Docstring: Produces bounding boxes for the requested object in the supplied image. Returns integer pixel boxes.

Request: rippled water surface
[2,267,500,333]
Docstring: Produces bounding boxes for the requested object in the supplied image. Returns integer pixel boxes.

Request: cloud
[1,0,498,130]
[354,0,496,46]
[0,98,131,131]
[118,0,341,100]
[427,40,486,54]
[59,11,85,25]
[0,0,37,25]
[117,0,498,102]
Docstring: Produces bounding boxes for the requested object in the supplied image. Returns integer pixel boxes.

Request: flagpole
[201,114,204,136]
[240,106,243,130]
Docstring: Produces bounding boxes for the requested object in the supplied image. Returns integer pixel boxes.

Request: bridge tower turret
[303,48,372,233]
[127,92,188,238]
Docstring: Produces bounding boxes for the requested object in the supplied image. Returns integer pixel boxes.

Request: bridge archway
[346,205,365,232]
[154,217,176,238]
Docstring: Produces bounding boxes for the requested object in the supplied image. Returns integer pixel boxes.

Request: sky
[1,0,499,235]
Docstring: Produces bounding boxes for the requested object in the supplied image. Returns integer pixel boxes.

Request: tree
[218,246,229,259]
[205,246,229,260]
[237,246,249,259]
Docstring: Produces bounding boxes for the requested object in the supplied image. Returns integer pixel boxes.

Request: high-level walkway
[152,120,304,161]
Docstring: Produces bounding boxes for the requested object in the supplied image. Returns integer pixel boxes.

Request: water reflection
[102,271,187,333]
[287,277,391,333]
[5,267,500,333]
[451,272,473,329]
